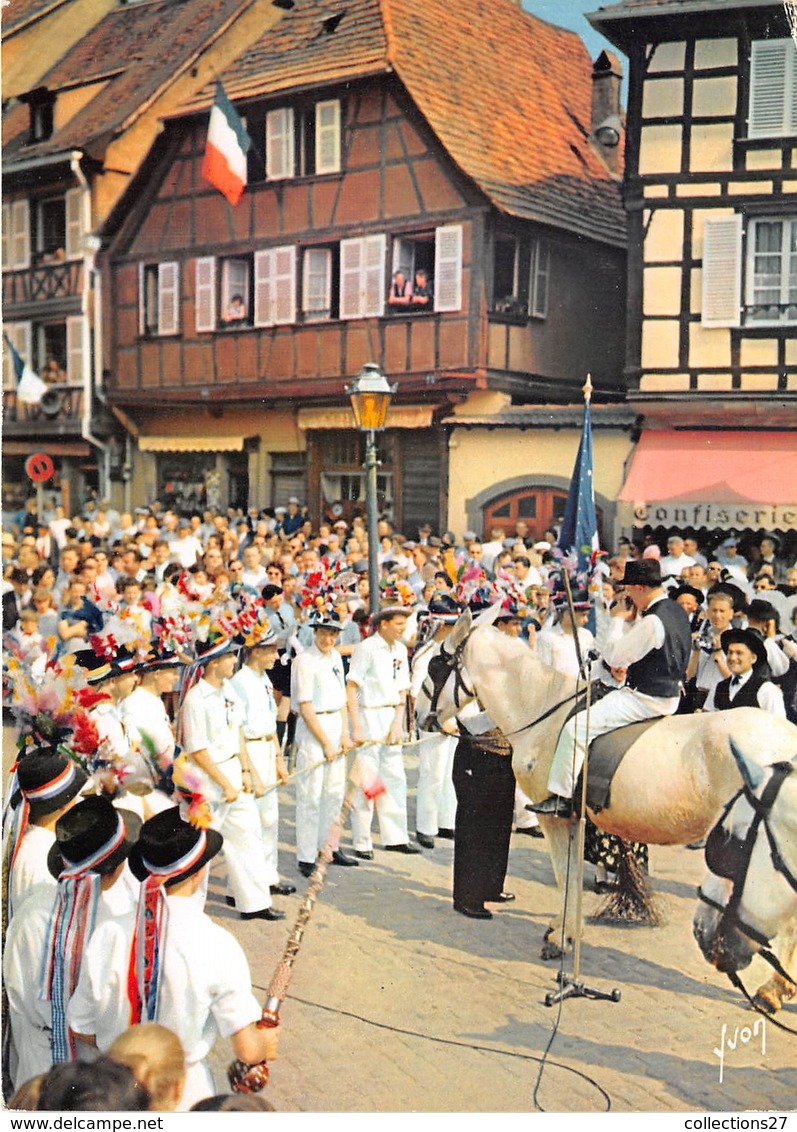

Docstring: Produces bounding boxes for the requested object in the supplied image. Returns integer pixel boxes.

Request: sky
[522,0,630,102]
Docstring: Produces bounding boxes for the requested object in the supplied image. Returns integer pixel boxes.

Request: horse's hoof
[752,991,779,1016]
[541,938,564,961]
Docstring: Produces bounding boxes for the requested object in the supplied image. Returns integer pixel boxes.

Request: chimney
[591,50,623,175]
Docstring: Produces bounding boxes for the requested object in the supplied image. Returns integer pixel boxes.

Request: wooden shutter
[434,224,462,312]
[530,240,550,318]
[266,107,295,180]
[11,199,30,269]
[66,316,84,382]
[195,257,216,332]
[315,99,341,174]
[2,203,9,270]
[273,245,296,325]
[362,233,386,317]
[254,249,274,326]
[340,237,363,319]
[749,39,796,138]
[3,322,32,390]
[65,188,83,260]
[158,261,180,335]
[702,215,742,328]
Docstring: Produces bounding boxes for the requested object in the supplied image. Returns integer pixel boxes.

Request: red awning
[618,431,797,505]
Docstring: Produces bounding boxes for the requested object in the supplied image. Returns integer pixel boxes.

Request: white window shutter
[530,240,551,318]
[138,263,146,336]
[749,39,795,137]
[65,188,83,260]
[434,224,463,312]
[2,203,9,270]
[254,249,275,326]
[273,245,296,325]
[363,233,386,317]
[11,200,30,269]
[66,316,84,382]
[315,99,341,174]
[3,322,32,389]
[266,108,295,180]
[158,261,180,335]
[701,215,742,328]
[195,257,216,332]
[340,237,364,319]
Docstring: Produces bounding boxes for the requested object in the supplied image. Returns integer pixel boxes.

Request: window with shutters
[266,98,342,180]
[254,246,296,327]
[3,320,80,387]
[31,195,76,264]
[387,224,463,315]
[3,322,31,390]
[341,234,387,320]
[301,246,337,322]
[139,261,180,336]
[220,256,252,326]
[749,39,797,139]
[2,200,31,269]
[745,217,797,325]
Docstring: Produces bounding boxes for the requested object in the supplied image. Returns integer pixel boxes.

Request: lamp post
[346,362,394,616]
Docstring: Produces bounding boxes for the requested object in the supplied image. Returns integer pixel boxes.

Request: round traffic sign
[25,453,55,482]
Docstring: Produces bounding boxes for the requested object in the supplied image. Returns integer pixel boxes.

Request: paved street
[206,747,796,1114]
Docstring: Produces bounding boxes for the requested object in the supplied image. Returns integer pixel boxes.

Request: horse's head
[414,608,475,732]
[693,743,797,976]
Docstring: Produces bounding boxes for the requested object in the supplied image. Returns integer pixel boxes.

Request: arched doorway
[482,486,604,543]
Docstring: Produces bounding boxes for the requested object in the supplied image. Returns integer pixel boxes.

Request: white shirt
[659,553,696,578]
[537,622,595,679]
[704,669,786,717]
[180,678,243,764]
[347,632,410,708]
[167,535,203,569]
[120,685,176,766]
[291,644,347,713]
[8,824,57,922]
[68,896,261,1103]
[229,664,279,739]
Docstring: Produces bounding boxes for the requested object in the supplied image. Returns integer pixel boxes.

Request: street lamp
[346,362,394,616]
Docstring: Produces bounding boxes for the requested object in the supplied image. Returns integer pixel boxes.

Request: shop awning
[619,430,797,530]
[138,436,249,453]
[3,441,92,457]
[297,406,434,430]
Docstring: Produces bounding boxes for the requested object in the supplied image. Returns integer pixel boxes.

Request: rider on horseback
[529,559,692,818]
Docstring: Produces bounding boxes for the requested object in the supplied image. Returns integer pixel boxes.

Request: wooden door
[482,486,579,541]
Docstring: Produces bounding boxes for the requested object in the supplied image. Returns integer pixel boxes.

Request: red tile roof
[179,0,625,247]
[3,0,71,35]
[3,0,254,163]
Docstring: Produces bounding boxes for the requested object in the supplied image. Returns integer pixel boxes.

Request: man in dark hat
[179,633,283,922]
[410,595,462,849]
[290,611,357,876]
[68,808,280,1110]
[703,628,785,716]
[4,797,140,1091]
[7,751,88,920]
[531,559,691,818]
[346,605,420,857]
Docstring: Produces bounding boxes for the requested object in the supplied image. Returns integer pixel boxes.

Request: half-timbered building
[100,0,629,536]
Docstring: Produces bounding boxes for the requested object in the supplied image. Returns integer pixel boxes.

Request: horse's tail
[594,841,664,925]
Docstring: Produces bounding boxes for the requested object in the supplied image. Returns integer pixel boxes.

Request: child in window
[225,294,247,322]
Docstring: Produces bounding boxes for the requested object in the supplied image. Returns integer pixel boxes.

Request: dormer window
[265,98,341,180]
[23,88,56,143]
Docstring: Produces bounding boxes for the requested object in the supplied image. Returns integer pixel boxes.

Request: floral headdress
[301,558,358,617]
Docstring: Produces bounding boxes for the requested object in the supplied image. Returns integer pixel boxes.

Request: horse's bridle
[420,627,582,736]
[698,760,797,1033]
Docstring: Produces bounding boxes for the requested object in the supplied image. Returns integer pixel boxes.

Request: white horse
[694,743,797,1018]
[415,607,797,994]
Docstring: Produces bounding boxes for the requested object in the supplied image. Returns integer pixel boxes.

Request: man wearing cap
[281,497,304,538]
[4,796,140,1090]
[68,809,281,1110]
[6,751,89,921]
[291,612,357,875]
[179,636,283,921]
[537,593,595,678]
[410,596,461,849]
[228,624,295,896]
[530,560,692,818]
[346,606,420,856]
[703,628,785,716]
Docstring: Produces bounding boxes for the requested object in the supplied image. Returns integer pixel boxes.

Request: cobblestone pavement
[207,748,797,1114]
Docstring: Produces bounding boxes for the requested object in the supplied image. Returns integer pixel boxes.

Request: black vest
[714,672,768,711]
[626,598,692,698]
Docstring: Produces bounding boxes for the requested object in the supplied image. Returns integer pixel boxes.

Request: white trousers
[514,784,539,830]
[415,731,457,836]
[246,738,280,887]
[350,706,409,850]
[548,686,679,798]
[294,715,345,864]
[207,758,273,913]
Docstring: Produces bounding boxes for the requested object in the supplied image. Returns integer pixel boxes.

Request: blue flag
[558,395,599,624]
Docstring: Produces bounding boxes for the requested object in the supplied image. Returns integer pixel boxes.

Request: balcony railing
[3,260,83,307]
[2,384,84,430]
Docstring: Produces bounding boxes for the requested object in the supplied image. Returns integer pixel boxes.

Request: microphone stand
[544,568,620,1007]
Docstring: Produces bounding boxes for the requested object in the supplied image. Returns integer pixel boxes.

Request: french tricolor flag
[202,82,252,207]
